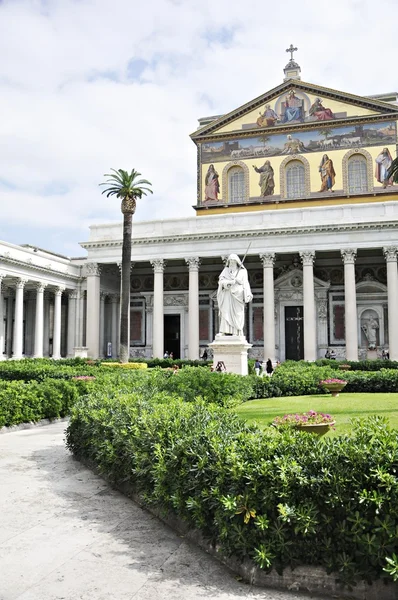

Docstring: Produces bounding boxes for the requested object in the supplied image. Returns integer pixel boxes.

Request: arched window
[347,155,368,194]
[285,160,305,198]
[228,166,245,204]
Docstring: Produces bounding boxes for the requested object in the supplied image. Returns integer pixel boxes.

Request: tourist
[172,364,179,374]
[325,349,331,359]
[169,351,174,360]
[202,349,208,360]
[163,351,169,358]
[215,361,226,372]
[254,359,262,376]
[265,358,274,377]
[330,349,336,360]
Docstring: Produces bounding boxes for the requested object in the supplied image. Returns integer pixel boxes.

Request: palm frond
[387,158,398,183]
[99,168,153,199]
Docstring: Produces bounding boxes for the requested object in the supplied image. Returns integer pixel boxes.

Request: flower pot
[295,422,335,436]
[322,382,347,397]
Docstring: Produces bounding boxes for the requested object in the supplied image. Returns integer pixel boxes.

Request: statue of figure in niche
[319,154,336,192]
[257,104,279,128]
[217,254,253,336]
[204,164,220,202]
[252,160,275,196]
[281,90,304,123]
[375,148,394,188]
[361,317,379,349]
[309,97,335,121]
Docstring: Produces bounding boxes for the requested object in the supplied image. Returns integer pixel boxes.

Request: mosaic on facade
[201,120,397,163]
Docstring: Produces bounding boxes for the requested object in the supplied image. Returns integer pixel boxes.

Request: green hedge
[66,391,398,586]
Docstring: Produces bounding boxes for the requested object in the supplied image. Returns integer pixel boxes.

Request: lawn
[234,393,398,437]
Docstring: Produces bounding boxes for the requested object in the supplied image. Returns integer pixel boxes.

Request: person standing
[217,254,253,336]
[254,359,262,376]
[319,155,336,192]
[253,161,275,196]
[204,164,220,202]
[375,148,393,188]
[266,358,274,377]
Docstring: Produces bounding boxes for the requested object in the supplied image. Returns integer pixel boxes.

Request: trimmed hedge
[66,391,398,586]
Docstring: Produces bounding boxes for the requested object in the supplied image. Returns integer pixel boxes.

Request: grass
[234,393,398,437]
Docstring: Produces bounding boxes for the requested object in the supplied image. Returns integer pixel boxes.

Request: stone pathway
[0,421,325,600]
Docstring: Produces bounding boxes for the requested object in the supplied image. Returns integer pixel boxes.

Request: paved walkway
[0,421,324,600]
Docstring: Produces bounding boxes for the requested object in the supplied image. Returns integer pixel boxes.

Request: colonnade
[84,246,398,362]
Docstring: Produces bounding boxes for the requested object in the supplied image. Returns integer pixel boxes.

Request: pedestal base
[367,349,378,360]
[74,346,89,358]
[209,334,252,376]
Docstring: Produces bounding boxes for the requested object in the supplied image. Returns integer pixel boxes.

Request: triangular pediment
[274,268,330,289]
[191,80,398,140]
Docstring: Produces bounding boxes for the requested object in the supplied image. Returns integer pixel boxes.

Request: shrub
[101,362,148,370]
[66,392,398,586]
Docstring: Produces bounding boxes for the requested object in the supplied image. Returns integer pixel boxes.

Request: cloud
[0,0,397,255]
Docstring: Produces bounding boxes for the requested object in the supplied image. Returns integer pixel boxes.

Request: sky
[1,0,397,258]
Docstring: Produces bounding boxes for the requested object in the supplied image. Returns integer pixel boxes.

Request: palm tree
[388,157,398,183]
[100,169,153,363]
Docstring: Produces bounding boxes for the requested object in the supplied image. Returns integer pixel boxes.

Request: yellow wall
[215,95,382,134]
[201,144,396,201]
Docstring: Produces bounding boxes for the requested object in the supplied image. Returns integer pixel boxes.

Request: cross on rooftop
[286,44,298,61]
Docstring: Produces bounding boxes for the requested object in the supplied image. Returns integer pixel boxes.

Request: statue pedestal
[367,348,378,360]
[209,334,252,376]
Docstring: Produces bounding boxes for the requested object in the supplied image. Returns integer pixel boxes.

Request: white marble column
[43,292,50,356]
[67,290,78,357]
[110,294,119,358]
[13,278,27,359]
[85,263,101,358]
[150,259,165,358]
[300,250,317,361]
[33,283,47,358]
[341,248,358,361]
[186,257,200,359]
[0,274,5,360]
[52,286,64,359]
[99,292,106,358]
[384,247,398,360]
[260,253,275,362]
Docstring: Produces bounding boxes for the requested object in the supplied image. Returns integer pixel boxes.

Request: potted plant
[320,378,347,397]
[272,410,335,436]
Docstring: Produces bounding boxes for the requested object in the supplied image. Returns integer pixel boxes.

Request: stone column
[52,287,64,359]
[85,263,101,358]
[109,294,119,358]
[13,278,27,359]
[300,250,317,361]
[150,259,165,358]
[67,290,78,357]
[341,248,358,361]
[0,274,5,360]
[260,253,275,362]
[384,247,398,360]
[186,257,200,360]
[43,292,50,356]
[33,282,47,358]
[99,292,106,358]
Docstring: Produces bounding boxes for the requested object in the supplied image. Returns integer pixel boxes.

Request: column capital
[85,262,101,277]
[341,248,357,264]
[185,257,201,271]
[68,290,78,300]
[109,293,120,303]
[259,252,275,267]
[100,291,107,301]
[383,246,398,263]
[54,286,65,297]
[36,282,48,293]
[16,278,28,289]
[299,250,315,267]
[0,273,5,283]
[150,258,166,273]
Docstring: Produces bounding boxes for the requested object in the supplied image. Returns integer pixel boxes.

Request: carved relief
[164,294,188,307]
[318,300,328,321]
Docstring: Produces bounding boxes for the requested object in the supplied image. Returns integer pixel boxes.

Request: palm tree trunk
[120,212,132,363]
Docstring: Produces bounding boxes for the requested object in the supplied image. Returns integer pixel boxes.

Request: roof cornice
[0,255,80,282]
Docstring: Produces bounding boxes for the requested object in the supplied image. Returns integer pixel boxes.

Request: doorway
[285,306,304,361]
[164,314,181,359]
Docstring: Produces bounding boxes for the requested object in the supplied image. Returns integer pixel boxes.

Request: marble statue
[217,253,253,336]
[362,317,379,349]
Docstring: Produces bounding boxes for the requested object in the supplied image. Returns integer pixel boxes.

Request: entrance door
[285,306,304,361]
[164,314,181,359]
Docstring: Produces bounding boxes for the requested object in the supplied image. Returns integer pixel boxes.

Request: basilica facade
[1,56,398,362]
